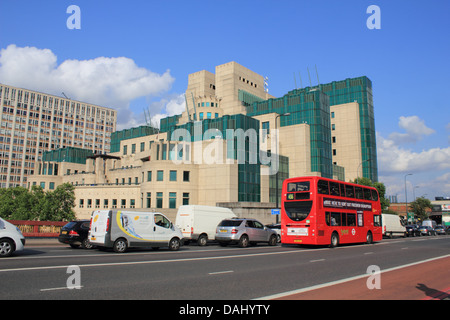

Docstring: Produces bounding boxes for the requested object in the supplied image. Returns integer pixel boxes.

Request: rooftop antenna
[62,92,70,100]
[184,93,191,121]
[264,76,269,93]
[307,67,312,87]
[315,64,321,87]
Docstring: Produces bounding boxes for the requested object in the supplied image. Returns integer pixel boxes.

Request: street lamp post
[275,113,290,223]
[356,158,371,184]
[404,173,413,221]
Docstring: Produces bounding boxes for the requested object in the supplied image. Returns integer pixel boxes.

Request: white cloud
[388,115,435,144]
[377,133,450,174]
[0,44,175,128]
[149,94,186,128]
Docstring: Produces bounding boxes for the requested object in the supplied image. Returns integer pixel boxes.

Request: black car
[405,224,421,237]
[58,220,94,249]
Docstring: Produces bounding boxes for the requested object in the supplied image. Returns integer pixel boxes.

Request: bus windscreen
[284,201,312,222]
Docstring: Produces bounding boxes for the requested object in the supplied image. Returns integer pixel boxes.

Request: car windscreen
[62,221,77,229]
[218,220,242,227]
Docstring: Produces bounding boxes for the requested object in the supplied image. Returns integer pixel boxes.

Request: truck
[175,205,236,246]
[382,213,406,238]
[89,210,183,253]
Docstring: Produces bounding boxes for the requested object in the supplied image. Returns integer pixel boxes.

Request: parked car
[58,220,94,249]
[265,223,281,242]
[405,224,421,237]
[216,218,278,248]
[434,225,447,235]
[0,218,25,257]
[418,225,436,236]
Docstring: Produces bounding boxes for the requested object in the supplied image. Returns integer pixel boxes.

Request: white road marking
[40,286,83,292]
[208,270,234,275]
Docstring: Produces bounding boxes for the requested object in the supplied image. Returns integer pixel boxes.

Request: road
[0,235,449,301]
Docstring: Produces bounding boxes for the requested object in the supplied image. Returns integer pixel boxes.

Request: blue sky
[1,0,449,201]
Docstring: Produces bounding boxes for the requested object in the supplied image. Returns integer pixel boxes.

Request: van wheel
[366,231,373,244]
[330,232,339,248]
[113,238,128,253]
[169,238,181,251]
[197,234,208,246]
[238,235,249,248]
[0,238,14,257]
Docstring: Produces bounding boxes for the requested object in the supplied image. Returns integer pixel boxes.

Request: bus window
[318,180,329,195]
[326,212,341,226]
[355,187,364,199]
[288,181,310,192]
[330,182,340,196]
[340,184,345,197]
[345,185,355,198]
[371,189,379,201]
[364,188,372,200]
[374,215,381,227]
[347,213,356,226]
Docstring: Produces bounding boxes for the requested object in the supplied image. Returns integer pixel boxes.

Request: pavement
[274,256,450,300]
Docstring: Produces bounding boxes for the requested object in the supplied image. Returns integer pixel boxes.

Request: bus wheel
[366,231,373,244]
[330,232,339,248]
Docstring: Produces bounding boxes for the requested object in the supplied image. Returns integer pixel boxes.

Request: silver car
[215,218,278,248]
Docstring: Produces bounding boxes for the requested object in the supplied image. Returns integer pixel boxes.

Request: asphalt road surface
[0,235,449,301]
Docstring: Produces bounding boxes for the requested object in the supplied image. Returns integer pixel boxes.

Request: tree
[409,197,432,222]
[39,183,76,221]
[351,177,390,212]
[0,183,76,221]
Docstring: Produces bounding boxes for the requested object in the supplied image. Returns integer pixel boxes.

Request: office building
[0,83,117,188]
[28,62,378,220]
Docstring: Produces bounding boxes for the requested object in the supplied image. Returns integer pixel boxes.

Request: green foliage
[351,177,390,211]
[0,183,76,221]
[409,197,432,221]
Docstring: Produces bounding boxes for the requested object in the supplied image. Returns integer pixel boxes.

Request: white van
[175,205,236,246]
[0,218,25,257]
[89,210,183,253]
[421,219,437,229]
[382,213,406,238]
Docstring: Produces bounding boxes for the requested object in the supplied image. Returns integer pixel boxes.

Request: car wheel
[268,234,277,246]
[113,238,128,253]
[81,238,94,249]
[238,235,249,248]
[169,237,181,251]
[0,238,14,257]
[197,234,208,246]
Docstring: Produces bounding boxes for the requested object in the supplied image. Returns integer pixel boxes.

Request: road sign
[271,209,280,215]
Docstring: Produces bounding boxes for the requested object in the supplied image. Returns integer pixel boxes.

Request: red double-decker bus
[281,176,382,247]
